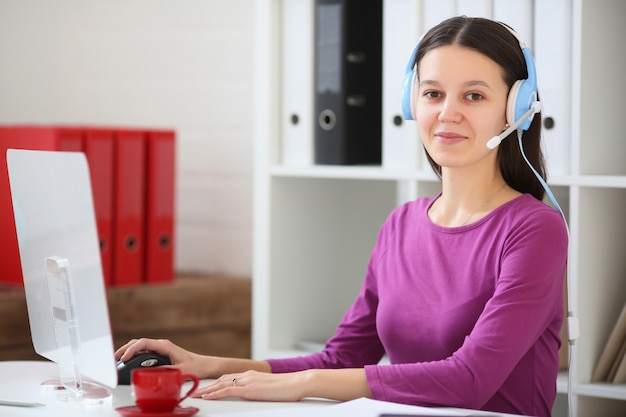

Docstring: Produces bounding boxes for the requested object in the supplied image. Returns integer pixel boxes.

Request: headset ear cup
[512,47,539,131]
[507,80,523,127]
[402,41,421,121]
[508,78,538,131]
[401,69,415,120]
[410,71,418,120]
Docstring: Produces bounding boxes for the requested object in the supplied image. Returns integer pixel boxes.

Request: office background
[2,1,626,415]
[0,0,255,278]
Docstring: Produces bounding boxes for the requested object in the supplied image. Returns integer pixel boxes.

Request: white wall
[0,0,255,277]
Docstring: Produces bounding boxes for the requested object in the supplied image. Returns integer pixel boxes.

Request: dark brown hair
[415,16,546,200]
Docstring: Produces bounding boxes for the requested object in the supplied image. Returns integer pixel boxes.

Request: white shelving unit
[252,1,626,416]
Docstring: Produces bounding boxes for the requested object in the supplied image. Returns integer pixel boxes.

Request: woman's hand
[195,370,309,402]
[115,338,212,379]
[196,368,371,403]
[115,338,272,380]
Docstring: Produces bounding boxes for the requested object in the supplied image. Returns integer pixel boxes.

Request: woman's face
[415,44,509,172]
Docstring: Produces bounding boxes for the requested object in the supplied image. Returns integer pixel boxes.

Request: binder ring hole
[393,115,403,126]
[125,235,138,251]
[319,109,336,131]
[159,234,171,249]
[543,116,555,130]
[290,114,299,125]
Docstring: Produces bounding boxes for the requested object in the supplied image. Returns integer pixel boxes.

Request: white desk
[0,361,525,417]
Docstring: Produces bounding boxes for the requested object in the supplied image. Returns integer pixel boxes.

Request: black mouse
[116,351,172,385]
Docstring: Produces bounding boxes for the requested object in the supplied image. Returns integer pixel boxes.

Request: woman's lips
[434,131,467,145]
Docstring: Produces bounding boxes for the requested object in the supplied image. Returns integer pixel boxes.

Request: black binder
[314,0,382,165]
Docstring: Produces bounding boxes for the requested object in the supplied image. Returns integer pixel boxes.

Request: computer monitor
[6,148,117,403]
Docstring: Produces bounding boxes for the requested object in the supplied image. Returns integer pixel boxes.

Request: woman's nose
[438,98,462,123]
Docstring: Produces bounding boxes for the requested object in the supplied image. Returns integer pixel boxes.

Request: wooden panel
[0,346,39,361]
[108,275,251,333]
[0,289,31,348]
[0,275,251,360]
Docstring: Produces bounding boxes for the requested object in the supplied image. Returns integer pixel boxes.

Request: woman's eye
[423,91,441,99]
[466,92,484,101]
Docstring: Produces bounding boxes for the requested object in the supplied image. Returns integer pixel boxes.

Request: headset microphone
[486,101,542,150]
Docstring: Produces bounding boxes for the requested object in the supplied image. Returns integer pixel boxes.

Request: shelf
[271,167,626,190]
[268,345,393,366]
[270,164,438,181]
[267,349,312,360]
[574,382,626,401]
[571,175,626,189]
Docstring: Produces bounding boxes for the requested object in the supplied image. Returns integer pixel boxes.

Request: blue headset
[401,23,539,133]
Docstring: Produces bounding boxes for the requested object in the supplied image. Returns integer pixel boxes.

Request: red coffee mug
[131,367,199,413]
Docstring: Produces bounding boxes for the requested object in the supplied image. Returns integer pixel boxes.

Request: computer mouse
[116,351,172,385]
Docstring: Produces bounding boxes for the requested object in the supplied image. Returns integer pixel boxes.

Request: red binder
[112,129,146,286]
[144,130,175,283]
[83,128,114,286]
[0,126,84,286]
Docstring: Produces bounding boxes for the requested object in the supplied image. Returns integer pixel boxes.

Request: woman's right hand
[115,338,214,379]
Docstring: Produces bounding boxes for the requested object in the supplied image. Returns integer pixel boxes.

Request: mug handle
[178,374,200,404]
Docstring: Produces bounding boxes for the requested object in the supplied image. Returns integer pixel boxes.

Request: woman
[116,16,568,417]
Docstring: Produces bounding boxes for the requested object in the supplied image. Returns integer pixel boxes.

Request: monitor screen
[6,148,117,390]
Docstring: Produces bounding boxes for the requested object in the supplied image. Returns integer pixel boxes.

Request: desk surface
[0,361,524,417]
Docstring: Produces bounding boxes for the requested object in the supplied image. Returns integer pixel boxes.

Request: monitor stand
[41,256,112,405]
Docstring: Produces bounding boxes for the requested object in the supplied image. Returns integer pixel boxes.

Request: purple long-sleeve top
[267,193,568,417]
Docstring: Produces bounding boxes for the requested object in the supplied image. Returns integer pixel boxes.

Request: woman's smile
[434,131,468,145]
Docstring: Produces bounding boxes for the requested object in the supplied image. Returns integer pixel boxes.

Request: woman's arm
[115,338,271,379]
[196,368,371,402]
[116,338,371,402]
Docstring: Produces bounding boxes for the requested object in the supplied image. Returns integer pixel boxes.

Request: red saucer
[115,405,200,417]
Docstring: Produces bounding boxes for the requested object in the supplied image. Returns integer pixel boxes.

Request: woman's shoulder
[496,193,568,238]
[388,195,436,219]
[377,196,437,236]
[503,193,563,221]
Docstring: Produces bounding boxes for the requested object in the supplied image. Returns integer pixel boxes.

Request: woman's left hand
[194,370,309,402]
